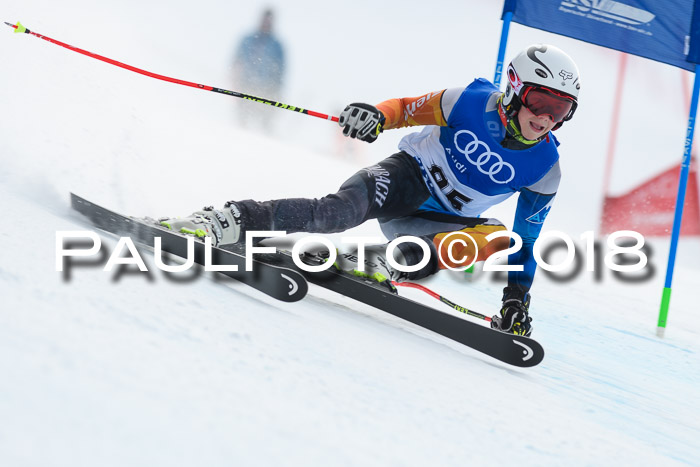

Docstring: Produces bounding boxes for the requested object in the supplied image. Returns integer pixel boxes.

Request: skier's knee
[314,188,371,231]
[432,224,509,270]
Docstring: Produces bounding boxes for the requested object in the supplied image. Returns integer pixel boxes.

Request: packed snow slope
[2,1,699,466]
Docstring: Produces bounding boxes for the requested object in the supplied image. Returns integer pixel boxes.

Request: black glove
[338,103,385,143]
[491,286,533,336]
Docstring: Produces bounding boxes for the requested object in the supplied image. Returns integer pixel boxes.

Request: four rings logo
[453,130,515,184]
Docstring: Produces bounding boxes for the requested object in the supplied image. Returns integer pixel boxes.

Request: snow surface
[2,1,700,466]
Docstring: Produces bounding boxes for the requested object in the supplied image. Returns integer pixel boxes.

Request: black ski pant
[234,151,432,234]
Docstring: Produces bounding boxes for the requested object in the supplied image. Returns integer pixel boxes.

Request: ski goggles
[521,86,576,122]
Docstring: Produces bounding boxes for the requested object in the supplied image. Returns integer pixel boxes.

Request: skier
[158,44,580,337]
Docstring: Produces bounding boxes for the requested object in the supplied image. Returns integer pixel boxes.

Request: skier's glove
[338,103,385,143]
[491,286,533,336]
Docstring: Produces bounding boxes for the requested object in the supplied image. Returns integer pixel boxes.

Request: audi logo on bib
[454,130,515,184]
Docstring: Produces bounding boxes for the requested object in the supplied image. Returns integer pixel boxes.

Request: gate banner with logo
[499,0,700,332]
[502,0,696,70]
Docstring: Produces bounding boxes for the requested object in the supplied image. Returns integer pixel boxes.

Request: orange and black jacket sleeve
[375,90,448,130]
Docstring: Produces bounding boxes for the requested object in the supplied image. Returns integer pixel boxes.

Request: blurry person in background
[232,8,286,129]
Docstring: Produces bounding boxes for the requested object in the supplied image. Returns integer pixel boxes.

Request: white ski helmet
[501,44,580,132]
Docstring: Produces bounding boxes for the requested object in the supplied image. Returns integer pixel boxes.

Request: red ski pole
[392,281,493,323]
[4,21,339,123]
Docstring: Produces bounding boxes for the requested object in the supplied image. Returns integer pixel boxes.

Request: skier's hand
[338,103,385,143]
[491,286,533,336]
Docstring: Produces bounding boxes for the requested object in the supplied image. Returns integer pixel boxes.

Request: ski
[220,244,545,368]
[69,193,308,302]
[70,193,543,366]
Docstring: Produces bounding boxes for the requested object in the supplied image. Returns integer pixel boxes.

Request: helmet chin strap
[497,94,541,145]
[508,116,541,145]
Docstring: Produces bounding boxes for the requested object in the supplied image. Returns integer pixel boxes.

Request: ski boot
[328,237,440,290]
[155,202,242,247]
[491,286,533,337]
[329,244,412,292]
